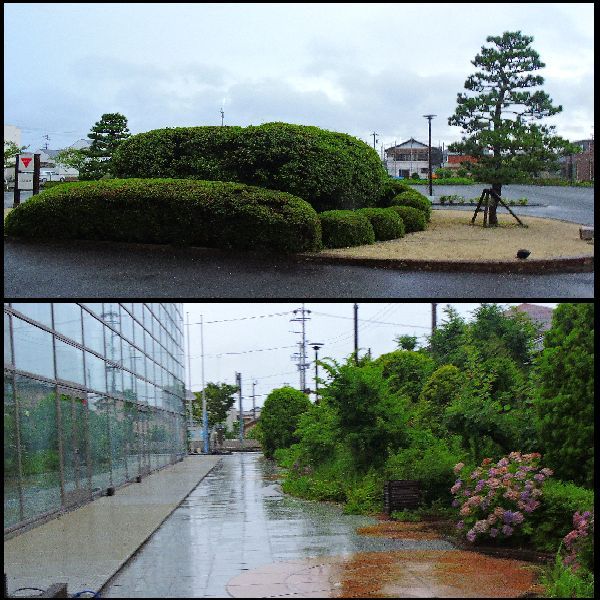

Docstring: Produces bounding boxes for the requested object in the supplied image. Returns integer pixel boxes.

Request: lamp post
[310,343,324,403]
[423,114,436,196]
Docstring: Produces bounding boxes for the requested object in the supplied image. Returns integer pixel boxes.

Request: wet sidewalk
[102,453,453,598]
[4,455,222,596]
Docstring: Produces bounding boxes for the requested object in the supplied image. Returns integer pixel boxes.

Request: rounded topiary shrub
[357,208,405,241]
[389,205,427,233]
[112,122,388,213]
[4,179,322,253]
[319,210,375,248]
[391,189,432,221]
[378,178,412,207]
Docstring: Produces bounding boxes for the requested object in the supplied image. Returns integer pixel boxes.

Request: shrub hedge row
[319,210,376,248]
[112,122,389,213]
[357,208,405,240]
[4,179,322,253]
[389,205,427,232]
[378,178,413,207]
[391,189,432,221]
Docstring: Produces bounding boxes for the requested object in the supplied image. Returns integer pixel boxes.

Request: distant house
[442,153,479,175]
[504,303,554,351]
[383,138,442,178]
[560,139,594,182]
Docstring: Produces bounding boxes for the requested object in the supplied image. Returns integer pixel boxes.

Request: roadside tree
[192,382,238,430]
[448,31,579,225]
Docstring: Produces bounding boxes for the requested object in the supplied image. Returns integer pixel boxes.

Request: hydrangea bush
[563,510,594,571]
[451,452,553,543]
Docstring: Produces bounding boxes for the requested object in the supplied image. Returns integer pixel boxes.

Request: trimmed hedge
[391,189,432,221]
[357,208,405,241]
[4,178,322,253]
[112,122,388,213]
[319,210,375,248]
[389,205,427,232]
[378,178,412,207]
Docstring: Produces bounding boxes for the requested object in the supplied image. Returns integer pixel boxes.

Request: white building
[4,124,22,147]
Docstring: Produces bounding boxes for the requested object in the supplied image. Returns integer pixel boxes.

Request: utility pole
[252,380,256,421]
[186,312,192,452]
[423,114,436,196]
[220,107,224,127]
[354,303,359,364]
[371,131,379,151]
[431,303,438,335]
[200,314,208,454]
[291,305,311,392]
[42,134,50,151]
[236,372,244,443]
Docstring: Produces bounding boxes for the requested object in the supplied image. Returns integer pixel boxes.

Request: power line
[311,310,431,329]
[188,311,292,325]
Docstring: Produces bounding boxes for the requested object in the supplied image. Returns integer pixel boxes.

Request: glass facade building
[4,303,187,534]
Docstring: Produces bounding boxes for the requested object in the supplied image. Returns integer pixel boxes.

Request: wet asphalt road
[102,453,452,598]
[4,238,594,298]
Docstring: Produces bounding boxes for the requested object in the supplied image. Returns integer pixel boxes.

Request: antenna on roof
[42,134,50,150]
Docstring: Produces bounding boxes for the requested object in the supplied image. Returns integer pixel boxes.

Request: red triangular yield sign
[21,157,32,167]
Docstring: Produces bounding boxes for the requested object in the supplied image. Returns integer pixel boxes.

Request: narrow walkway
[4,455,221,595]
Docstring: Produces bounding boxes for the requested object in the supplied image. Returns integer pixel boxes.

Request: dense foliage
[192,382,238,430]
[258,387,311,458]
[378,178,412,207]
[356,208,405,241]
[319,210,375,248]
[112,122,388,212]
[533,303,594,487]
[388,205,427,232]
[4,178,322,253]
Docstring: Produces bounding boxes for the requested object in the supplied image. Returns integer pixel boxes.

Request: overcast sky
[4,3,594,154]
[183,302,557,411]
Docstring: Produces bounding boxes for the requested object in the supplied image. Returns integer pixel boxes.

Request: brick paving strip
[3,455,222,596]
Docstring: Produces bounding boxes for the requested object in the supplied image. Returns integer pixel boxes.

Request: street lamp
[423,114,436,197]
[310,343,324,403]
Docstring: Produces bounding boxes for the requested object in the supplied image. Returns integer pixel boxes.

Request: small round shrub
[378,178,412,207]
[112,122,388,212]
[319,210,375,248]
[357,208,405,241]
[391,189,432,221]
[4,178,322,253]
[389,205,427,232]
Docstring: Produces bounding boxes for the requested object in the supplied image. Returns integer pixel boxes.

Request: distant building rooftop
[504,303,554,332]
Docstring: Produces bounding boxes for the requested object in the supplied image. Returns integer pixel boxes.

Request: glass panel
[12,318,55,379]
[106,363,123,397]
[4,371,21,528]
[105,326,122,365]
[123,369,135,402]
[55,339,85,386]
[11,303,53,327]
[109,399,129,486]
[121,311,134,344]
[133,302,144,323]
[103,303,121,333]
[4,312,12,366]
[133,320,144,352]
[15,374,61,520]
[52,303,82,344]
[85,352,107,393]
[144,305,152,335]
[82,303,103,317]
[58,389,91,505]
[136,407,150,475]
[83,312,104,356]
[87,393,111,492]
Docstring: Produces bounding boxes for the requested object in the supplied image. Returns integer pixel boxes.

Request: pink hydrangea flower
[453,462,465,474]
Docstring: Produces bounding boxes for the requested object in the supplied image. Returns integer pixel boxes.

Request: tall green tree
[193,382,238,430]
[448,31,580,225]
[4,140,29,168]
[534,303,594,487]
[79,112,131,180]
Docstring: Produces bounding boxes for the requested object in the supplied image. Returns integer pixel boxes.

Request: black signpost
[13,152,41,208]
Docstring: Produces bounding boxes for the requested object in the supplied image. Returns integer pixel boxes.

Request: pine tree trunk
[489,183,502,226]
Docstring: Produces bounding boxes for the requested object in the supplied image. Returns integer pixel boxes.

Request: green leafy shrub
[391,509,421,522]
[343,470,383,515]
[259,387,311,458]
[388,205,427,232]
[357,207,405,240]
[378,178,412,207]
[4,178,322,253]
[41,180,68,189]
[390,189,432,221]
[319,210,375,248]
[375,350,436,401]
[540,549,595,598]
[385,430,464,505]
[112,122,388,212]
[528,479,594,552]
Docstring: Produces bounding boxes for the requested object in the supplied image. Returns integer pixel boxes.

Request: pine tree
[79,113,130,180]
[448,31,579,225]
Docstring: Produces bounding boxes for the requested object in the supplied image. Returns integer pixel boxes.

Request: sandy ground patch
[319,210,593,261]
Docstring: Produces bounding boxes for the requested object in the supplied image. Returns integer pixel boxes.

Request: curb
[297,253,594,274]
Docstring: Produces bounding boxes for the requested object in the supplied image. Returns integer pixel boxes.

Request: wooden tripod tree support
[471,188,527,228]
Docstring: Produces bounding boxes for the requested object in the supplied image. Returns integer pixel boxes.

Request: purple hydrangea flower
[502,525,514,536]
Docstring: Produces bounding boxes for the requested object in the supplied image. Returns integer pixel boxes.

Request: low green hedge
[357,208,405,240]
[391,189,432,221]
[4,178,322,253]
[319,210,375,248]
[389,205,427,232]
[378,178,412,207]
[528,479,594,552]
